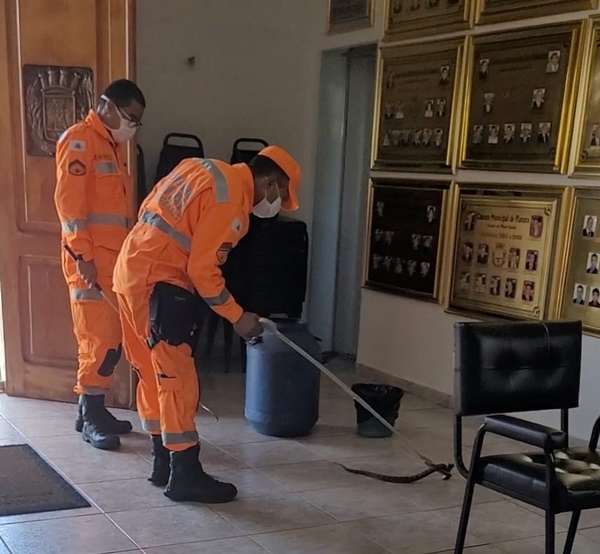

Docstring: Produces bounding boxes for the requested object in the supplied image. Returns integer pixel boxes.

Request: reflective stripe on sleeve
[62,219,87,234]
[87,213,128,227]
[139,210,192,252]
[62,213,127,234]
[202,288,232,307]
[195,159,229,203]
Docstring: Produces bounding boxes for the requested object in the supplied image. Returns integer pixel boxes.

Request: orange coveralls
[113,158,253,450]
[54,110,130,396]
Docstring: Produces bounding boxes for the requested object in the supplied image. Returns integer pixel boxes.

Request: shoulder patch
[68,159,87,176]
[70,139,86,152]
[217,242,233,265]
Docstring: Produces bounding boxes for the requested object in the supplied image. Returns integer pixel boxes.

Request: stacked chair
[154,132,204,183]
[202,137,310,372]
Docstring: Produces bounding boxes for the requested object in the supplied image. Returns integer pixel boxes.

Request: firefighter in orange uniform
[54,79,146,451]
[113,146,301,503]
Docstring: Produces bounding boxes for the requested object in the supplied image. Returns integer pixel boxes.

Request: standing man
[54,79,145,451]
[113,147,301,504]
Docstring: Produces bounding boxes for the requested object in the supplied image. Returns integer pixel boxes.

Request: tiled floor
[1,362,600,553]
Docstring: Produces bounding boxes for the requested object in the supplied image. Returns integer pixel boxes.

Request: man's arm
[54,131,94,261]
[187,203,245,324]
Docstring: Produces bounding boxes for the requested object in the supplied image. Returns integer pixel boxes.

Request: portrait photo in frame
[384,0,472,42]
[446,184,567,321]
[475,0,598,26]
[328,0,374,33]
[364,179,451,301]
[570,18,600,177]
[459,23,583,173]
[373,39,466,173]
[559,188,600,336]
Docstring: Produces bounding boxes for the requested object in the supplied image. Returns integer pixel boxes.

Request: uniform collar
[232,163,254,213]
[85,110,117,147]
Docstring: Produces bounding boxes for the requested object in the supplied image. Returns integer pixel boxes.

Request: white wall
[136,0,323,225]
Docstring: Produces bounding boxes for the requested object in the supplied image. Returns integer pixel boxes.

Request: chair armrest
[483,415,567,451]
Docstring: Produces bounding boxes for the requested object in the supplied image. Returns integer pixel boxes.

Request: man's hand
[233,312,263,341]
[76,259,98,288]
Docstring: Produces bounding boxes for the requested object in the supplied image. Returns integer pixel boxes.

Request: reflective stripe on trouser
[68,285,122,396]
[116,291,201,451]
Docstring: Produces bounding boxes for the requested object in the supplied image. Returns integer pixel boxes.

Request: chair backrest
[154,133,204,184]
[230,138,269,165]
[454,320,582,417]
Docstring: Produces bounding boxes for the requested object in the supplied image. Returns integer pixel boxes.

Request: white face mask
[252,186,282,218]
[101,94,138,143]
[111,121,137,144]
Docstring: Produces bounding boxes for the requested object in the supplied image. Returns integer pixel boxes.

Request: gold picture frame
[372,38,466,173]
[445,183,571,321]
[475,0,598,26]
[364,178,451,302]
[384,0,472,42]
[327,0,375,34]
[557,188,600,336]
[459,23,583,174]
[570,17,600,177]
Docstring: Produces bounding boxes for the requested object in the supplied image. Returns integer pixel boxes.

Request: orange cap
[259,146,301,211]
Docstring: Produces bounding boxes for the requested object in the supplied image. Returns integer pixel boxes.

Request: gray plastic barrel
[245,319,321,438]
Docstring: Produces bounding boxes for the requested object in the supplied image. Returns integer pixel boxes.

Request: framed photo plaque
[447,184,568,320]
[570,18,600,177]
[475,0,598,26]
[328,0,374,33]
[559,189,600,336]
[373,39,466,173]
[384,0,472,42]
[364,179,450,301]
[459,23,583,173]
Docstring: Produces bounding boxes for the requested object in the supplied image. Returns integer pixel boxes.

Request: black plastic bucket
[351,383,404,438]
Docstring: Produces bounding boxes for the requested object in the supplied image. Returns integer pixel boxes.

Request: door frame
[0,0,137,408]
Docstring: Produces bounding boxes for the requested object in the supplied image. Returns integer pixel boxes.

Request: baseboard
[354,363,453,409]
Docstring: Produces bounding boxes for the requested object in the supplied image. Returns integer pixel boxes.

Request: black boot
[75,395,133,435]
[80,395,120,451]
[148,435,170,487]
[164,444,237,503]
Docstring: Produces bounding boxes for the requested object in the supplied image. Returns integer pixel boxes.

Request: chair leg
[454,474,477,554]
[240,337,247,373]
[223,321,233,373]
[562,511,580,554]
[205,312,219,360]
[545,511,555,554]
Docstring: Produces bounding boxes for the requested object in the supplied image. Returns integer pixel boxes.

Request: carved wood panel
[23,64,94,158]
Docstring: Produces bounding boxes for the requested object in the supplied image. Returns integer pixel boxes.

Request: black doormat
[0,444,90,517]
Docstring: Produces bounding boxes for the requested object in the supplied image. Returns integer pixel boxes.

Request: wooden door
[0,0,137,408]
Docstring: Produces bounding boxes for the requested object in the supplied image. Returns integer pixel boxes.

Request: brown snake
[338,462,455,483]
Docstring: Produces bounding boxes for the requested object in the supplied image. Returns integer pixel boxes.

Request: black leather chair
[453,320,600,554]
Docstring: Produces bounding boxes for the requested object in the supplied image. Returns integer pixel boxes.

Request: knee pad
[148,282,201,351]
[97,344,123,377]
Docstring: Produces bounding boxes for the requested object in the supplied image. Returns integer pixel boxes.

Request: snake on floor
[337,462,455,483]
